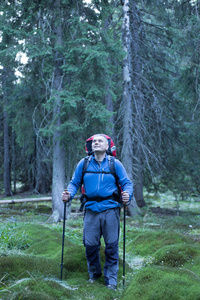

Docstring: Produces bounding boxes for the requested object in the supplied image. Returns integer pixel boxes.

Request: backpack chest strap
[84,170,111,174]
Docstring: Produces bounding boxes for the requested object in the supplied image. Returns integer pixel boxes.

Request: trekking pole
[123,203,126,287]
[61,201,67,281]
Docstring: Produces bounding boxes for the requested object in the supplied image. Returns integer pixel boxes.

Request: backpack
[79,134,121,211]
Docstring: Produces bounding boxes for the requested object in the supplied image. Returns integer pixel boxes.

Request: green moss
[62,244,88,279]
[0,278,75,300]
[123,266,200,300]
[18,224,61,243]
[126,230,191,256]
[25,238,61,259]
[17,224,75,260]
[153,244,199,267]
[184,255,200,277]
[0,255,61,280]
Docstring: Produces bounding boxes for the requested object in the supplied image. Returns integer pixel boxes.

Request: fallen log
[0,195,79,205]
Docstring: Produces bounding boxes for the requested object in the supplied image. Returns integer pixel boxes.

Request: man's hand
[61,189,71,202]
[121,191,130,205]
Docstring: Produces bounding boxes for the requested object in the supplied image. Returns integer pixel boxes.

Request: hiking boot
[107,284,116,291]
[87,278,96,283]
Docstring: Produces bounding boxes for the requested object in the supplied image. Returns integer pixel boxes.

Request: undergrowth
[0,223,30,251]
[0,195,200,299]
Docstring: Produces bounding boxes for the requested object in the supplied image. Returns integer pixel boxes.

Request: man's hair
[93,134,109,144]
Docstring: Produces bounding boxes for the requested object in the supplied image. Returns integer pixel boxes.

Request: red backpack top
[85,134,116,157]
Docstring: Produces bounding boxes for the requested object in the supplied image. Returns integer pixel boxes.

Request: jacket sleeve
[67,158,84,199]
[115,159,134,200]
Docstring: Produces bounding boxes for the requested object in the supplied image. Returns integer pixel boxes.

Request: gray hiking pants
[83,208,120,287]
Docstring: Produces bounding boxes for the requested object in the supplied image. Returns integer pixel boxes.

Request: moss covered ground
[0,193,200,299]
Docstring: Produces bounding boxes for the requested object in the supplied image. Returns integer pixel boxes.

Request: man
[62,134,133,290]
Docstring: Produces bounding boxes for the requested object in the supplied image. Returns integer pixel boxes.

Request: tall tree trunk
[52,117,66,222]
[130,1,146,207]
[102,0,115,138]
[51,0,67,222]
[105,84,115,137]
[122,0,133,179]
[3,103,11,196]
[35,140,48,194]
[121,0,140,216]
[12,131,16,194]
[134,150,146,207]
[2,66,11,196]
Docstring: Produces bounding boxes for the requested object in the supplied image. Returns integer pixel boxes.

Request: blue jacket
[67,154,133,212]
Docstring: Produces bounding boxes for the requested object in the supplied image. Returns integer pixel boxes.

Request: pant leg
[83,210,102,279]
[102,208,120,287]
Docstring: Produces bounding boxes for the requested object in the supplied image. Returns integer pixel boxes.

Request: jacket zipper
[102,168,104,181]
[97,162,101,195]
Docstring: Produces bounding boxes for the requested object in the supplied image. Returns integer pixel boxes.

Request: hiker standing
[62,134,133,290]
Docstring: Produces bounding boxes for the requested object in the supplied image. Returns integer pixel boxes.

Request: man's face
[92,135,109,153]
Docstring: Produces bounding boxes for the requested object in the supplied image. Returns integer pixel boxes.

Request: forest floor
[0,191,200,299]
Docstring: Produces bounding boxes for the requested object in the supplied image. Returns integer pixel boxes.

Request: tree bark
[35,140,49,194]
[129,1,146,207]
[51,0,68,222]
[102,0,115,138]
[3,103,11,196]
[105,84,115,138]
[122,0,133,179]
[52,121,66,222]
[2,65,11,197]
[134,151,146,207]
[12,131,16,194]
[121,0,141,216]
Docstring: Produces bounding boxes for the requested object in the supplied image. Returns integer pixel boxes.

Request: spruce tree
[0,1,20,196]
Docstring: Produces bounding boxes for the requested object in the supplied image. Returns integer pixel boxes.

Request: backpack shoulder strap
[81,156,92,185]
[108,155,122,201]
[107,155,118,183]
